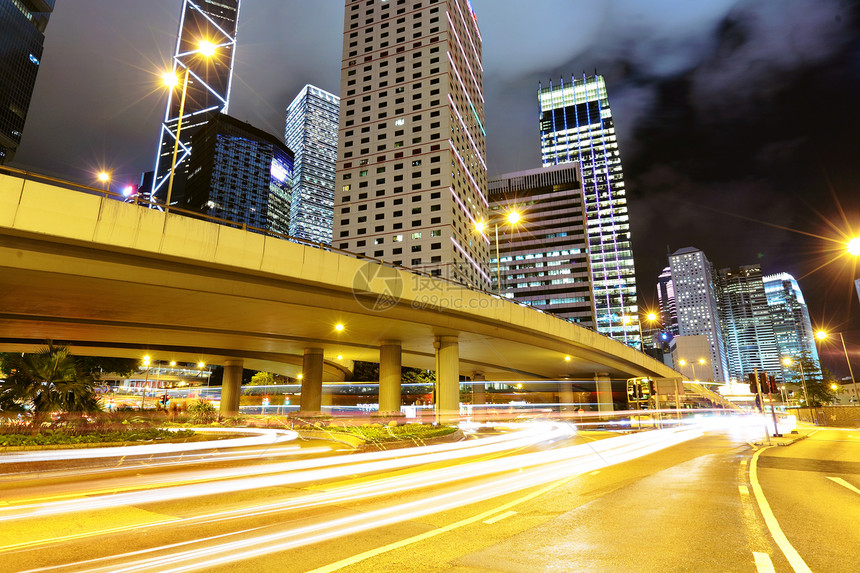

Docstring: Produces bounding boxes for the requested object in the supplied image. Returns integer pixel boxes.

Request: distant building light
[29,54,40,66]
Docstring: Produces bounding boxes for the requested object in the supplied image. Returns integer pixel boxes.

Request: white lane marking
[739,485,750,495]
[750,447,812,573]
[827,477,860,495]
[753,552,776,573]
[483,510,517,525]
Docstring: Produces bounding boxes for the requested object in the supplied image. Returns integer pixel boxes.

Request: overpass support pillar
[471,372,486,406]
[220,359,244,417]
[379,341,402,416]
[595,372,613,415]
[300,348,324,413]
[434,336,460,421]
[559,381,575,412]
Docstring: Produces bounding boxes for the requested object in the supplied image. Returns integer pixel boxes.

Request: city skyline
[7,0,860,375]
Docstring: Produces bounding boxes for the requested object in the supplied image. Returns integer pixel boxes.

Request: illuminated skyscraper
[669,247,728,382]
[717,265,782,381]
[150,0,240,206]
[183,113,293,235]
[333,0,489,287]
[763,273,821,375]
[488,164,594,325]
[656,266,678,335]
[285,85,339,245]
[538,74,639,347]
[0,0,54,164]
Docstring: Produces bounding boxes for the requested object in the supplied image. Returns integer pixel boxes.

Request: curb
[752,433,810,447]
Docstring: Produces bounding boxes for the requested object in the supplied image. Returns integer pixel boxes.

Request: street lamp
[140,355,151,409]
[816,330,858,404]
[474,209,522,296]
[96,171,110,194]
[847,237,860,257]
[162,40,218,212]
[783,356,811,407]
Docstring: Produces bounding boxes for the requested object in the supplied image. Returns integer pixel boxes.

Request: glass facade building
[763,272,821,377]
[285,85,339,245]
[656,266,679,336]
[488,164,594,326]
[669,247,728,382]
[717,265,782,382]
[183,113,293,235]
[333,0,490,288]
[538,74,639,347]
[0,0,54,164]
[150,0,240,206]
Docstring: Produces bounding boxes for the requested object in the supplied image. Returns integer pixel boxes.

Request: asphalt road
[0,420,857,572]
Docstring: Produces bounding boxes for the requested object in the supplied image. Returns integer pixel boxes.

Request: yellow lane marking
[482,510,517,525]
[0,516,180,553]
[749,447,812,573]
[306,476,577,573]
[739,485,749,495]
[826,477,860,495]
[740,460,748,466]
[753,552,776,573]
[588,470,601,476]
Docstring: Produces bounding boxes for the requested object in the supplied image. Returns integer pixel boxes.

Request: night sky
[11,0,860,377]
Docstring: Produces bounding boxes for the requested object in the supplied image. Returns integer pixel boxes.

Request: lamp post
[816,330,858,404]
[783,356,811,407]
[140,355,151,409]
[162,40,217,213]
[475,209,521,296]
[96,171,110,195]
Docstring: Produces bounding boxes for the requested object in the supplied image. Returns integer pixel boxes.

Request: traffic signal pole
[753,368,771,444]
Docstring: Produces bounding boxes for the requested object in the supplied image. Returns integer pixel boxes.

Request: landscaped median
[293,422,462,450]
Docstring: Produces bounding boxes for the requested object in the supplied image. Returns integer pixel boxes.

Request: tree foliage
[0,343,111,417]
[351,361,435,383]
[249,371,275,386]
[782,350,835,406]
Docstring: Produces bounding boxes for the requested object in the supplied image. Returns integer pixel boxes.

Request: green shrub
[187,400,217,424]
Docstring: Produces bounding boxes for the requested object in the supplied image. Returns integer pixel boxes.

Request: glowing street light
[474,209,523,296]
[815,330,858,404]
[847,237,860,257]
[162,40,218,212]
[96,171,110,194]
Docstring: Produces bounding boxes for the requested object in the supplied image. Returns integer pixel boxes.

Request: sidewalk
[751,423,815,447]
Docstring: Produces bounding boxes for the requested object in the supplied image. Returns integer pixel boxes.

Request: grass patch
[0,428,196,447]
[326,423,457,442]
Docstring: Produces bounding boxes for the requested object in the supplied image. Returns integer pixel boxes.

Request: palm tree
[0,343,99,421]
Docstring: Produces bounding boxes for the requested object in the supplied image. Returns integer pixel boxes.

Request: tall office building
[669,247,728,382]
[487,164,594,326]
[656,266,679,335]
[150,0,240,206]
[538,74,639,347]
[764,273,821,375]
[333,0,490,287]
[285,85,340,245]
[0,0,54,164]
[717,265,782,381]
[856,277,860,304]
[183,113,293,235]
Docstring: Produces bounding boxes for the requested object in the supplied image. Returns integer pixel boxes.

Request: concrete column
[594,372,613,414]
[220,359,244,417]
[379,341,402,415]
[559,381,575,412]
[434,335,460,420]
[471,372,486,405]
[299,348,324,413]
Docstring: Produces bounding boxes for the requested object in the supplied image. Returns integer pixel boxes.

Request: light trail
[0,423,569,520]
[0,428,298,464]
[7,426,703,573]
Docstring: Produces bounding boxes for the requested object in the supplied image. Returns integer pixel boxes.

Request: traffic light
[769,375,778,394]
[748,372,759,393]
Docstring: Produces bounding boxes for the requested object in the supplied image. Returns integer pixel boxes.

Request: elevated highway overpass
[0,170,685,416]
